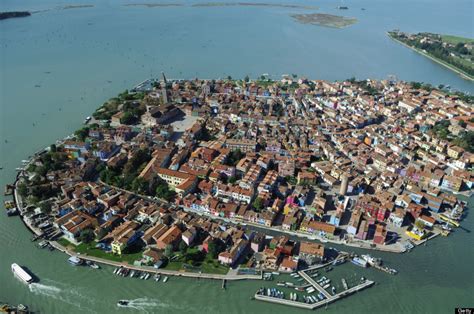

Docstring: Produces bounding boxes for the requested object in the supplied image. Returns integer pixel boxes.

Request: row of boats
[113,267,169,283]
[256,287,327,304]
[351,254,398,275]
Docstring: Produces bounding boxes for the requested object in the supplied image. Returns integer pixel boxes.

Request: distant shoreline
[387,32,474,82]
[0,11,31,20]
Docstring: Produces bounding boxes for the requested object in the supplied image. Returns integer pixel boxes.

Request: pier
[254,279,374,310]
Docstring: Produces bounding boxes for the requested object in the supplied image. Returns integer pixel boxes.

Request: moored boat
[351,257,368,267]
[68,256,83,266]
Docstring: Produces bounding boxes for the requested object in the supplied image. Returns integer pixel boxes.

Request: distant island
[291,13,357,28]
[124,3,184,8]
[61,5,94,10]
[0,11,31,20]
[192,2,317,9]
[388,30,474,81]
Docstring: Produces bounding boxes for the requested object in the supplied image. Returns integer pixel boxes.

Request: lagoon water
[0,0,473,313]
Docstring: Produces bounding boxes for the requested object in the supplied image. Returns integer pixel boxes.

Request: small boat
[277,281,286,287]
[323,283,331,289]
[155,274,161,282]
[38,241,48,249]
[113,268,118,274]
[331,286,336,294]
[144,273,150,280]
[325,266,333,272]
[68,256,83,266]
[86,261,100,269]
[271,271,280,275]
[130,270,135,278]
[117,300,129,307]
[84,116,91,124]
[163,276,169,283]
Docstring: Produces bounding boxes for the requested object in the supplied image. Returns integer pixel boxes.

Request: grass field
[57,238,143,264]
[441,34,474,45]
[162,251,229,275]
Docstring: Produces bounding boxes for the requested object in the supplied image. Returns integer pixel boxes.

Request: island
[291,13,357,28]
[0,11,31,20]
[388,30,474,81]
[6,76,471,309]
[192,2,317,9]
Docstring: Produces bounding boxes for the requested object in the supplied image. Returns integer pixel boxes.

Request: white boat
[86,261,100,269]
[323,283,330,289]
[144,273,150,280]
[113,268,118,274]
[163,276,168,283]
[11,263,34,284]
[68,256,83,266]
[130,270,135,277]
[155,274,161,282]
[271,272,280,275]
[351,257,368,268]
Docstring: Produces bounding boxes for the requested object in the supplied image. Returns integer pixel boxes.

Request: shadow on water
[22,266,40,283]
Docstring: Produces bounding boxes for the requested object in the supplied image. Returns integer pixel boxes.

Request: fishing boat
[68,256,83,266]
[11,263,34,284]
[117,300,129,307]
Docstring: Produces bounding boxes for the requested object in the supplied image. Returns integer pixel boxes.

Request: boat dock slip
[298,271,332,299]
[254,280,375,310]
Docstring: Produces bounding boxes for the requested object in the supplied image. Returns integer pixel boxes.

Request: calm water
[0,0,473,313]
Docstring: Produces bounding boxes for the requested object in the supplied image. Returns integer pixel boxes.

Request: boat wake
[29,281,95,312]
[119,298,173,311]
[29,283,61,296]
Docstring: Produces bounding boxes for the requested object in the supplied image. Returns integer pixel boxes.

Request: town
[8,75,472,287]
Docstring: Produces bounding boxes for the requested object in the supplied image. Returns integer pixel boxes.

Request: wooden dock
[254,265,375,310]
[254,279,374,310]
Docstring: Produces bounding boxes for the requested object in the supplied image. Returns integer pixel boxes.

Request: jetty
[255,279,374,310]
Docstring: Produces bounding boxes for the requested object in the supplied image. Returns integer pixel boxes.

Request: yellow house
[447,146,464,159]
[111,239,126,255]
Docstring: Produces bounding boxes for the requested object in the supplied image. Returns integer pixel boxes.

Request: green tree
[131,177,148,194]
[459,120,467,128]
[164,244,174,258]
[50,144,57,152]
[179,241,188,254]
[244,75,250,83]
[120,112,135,125]
[17,182,28,198]
[80,229,95,244]
[228,176,237,184]
[253,197,264,212]
[74,127,90,141]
